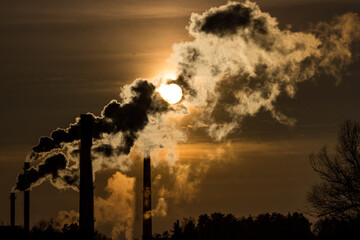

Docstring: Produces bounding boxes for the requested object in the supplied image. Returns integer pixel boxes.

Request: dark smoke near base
[15,154,67,191]
[15,80,169,191]
[32,80,167,156]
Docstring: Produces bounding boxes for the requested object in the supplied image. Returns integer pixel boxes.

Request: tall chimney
[143,157,152,240]
[24,162,30,234]
[79,114,94,238]
[10,192,15,227]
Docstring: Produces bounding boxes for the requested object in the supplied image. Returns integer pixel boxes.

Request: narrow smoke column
[10,192,15,227]
[24,162,30,234]
[79,114,94,238]
[143,157,152,240]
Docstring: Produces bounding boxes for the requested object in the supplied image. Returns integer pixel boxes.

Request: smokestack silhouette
[10,192,15,227]
[143,157,152,240]
[24,162,30,234]
[79,114,94,238]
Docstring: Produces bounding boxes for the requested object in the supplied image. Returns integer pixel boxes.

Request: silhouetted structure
[24,162,30,234]
[10,192,15,227]
[79,114,94,239]
[143,157,152,240]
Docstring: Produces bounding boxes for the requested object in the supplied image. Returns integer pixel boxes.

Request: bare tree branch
[307,120,360,219]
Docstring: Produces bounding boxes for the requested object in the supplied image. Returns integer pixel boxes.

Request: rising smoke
[13,1,360,239]
[95,172,135,240]
[169,1,360,140]
[15,80,169,191]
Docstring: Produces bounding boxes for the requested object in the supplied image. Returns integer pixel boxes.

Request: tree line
[6,211,359,240]
[153,212,360,240]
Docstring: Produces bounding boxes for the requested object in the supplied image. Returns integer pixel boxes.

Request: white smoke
[165,1,360,140]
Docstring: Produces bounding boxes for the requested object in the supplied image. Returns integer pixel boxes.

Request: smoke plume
[55,210,79,230]
[95,172,135,240]
[14,79,170,191]
[14,153,76,191]
[169,1,360,140]
[13,0,360,238]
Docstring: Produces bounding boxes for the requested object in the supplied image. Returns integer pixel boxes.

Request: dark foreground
[1,212,360,240]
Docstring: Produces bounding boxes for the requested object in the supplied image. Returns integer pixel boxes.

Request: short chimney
[143,157,152,240]
[24,162,30,234]
[10,192,15,227]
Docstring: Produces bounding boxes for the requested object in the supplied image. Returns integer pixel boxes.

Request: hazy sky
[1,0,360,239]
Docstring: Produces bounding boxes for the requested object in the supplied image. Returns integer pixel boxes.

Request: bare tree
[307,120,360,219]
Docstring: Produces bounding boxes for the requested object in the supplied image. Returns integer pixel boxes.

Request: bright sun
[158,84,183,104]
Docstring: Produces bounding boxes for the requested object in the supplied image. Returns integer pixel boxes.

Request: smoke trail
[14,153,78,191]
[12,0,360,237]
[14,79,170,191]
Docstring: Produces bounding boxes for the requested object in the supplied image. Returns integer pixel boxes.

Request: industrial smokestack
[24,162,30,234]
[10,192,15,227]
[143,157,152,240]
[79,114,94,238]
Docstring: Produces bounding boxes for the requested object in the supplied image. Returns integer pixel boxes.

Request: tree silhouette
[25,219,109,240]
[157,212,313,240]
[314,216,360,240]
[307,120,360,219]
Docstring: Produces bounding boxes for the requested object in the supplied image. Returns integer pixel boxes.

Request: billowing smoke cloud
[32,79,167,157]
[95,172,135,240]
[170,1,360,140]
[150,141,235,214]
[55,210,79,230]
[12,0,360,238]
[15,80,170,191]
[14,153,78,191]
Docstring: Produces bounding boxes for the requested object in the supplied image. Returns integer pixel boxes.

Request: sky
[1,0,360,239]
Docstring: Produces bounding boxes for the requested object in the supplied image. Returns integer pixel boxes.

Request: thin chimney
[143,157,152,240]
[10,192,15,227]
[79,114,94,238]
[24,162,30,234]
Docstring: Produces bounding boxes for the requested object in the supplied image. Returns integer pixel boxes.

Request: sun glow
[163,72,177,81]
[158,84,183,104]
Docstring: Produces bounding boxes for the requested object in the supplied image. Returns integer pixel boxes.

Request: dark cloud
[198,4,252,36]
[192,3,269,37]
[32,125,80,154]
[15,153,67,191]
[96,80,156,140]
[63,171,79,188]
[93,144,114,158]
[32,79,169,155]
[18,79,171,190]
